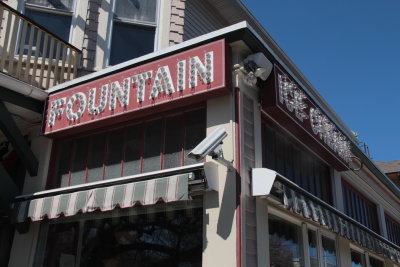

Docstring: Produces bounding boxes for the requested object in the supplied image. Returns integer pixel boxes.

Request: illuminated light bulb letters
[66,93,87,121]
[132,71,152,103]
[189,52,214,88]
[48,97,66,127]
[110,78,130,110]
[88,85,108,115]
[150,66,175,99]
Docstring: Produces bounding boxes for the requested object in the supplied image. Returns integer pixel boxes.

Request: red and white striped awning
[13,173,191,223]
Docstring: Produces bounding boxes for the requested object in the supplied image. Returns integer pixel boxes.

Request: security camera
[188,127,227,161]
[243,52,273,81]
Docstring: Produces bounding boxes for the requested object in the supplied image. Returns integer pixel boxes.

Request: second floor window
[385,213,400,246]
[24,0,74,43]
[342,180,379,233]
[262,122,332,204]
[108,0,158,65]
[47,108,205,189]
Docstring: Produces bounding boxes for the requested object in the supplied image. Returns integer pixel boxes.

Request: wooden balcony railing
[0,2,81,89]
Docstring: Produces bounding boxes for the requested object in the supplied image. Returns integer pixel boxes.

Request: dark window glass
[70,137,88,186]
[369,256,384,267]
[49,109,206,189]
[342,180,379,233]
[87,133,106,183]
[56,140,73,187]
[385,213,400,246]
[37,205,202,267]
[25,9,71,43]
[109,22,155,65]
[321,236,337,267]
[269,216,303,267]
[351,250,366,267]
[164,116,183,169]
[262,122,332,204]
[124,125,142,176]
[143,120,162,173]
[26,0,74,11]
[308,230,318,267]
[79,208,203,266]
[41,222,79,267]
[105,129,124,179]
[114,0,157,23]
[184,109,205,166]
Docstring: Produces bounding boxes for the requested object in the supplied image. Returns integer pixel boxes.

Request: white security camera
[188,127,227,161]
[243,52,273,81]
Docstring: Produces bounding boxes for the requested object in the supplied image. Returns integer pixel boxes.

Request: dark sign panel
[262,65,351,170]
[44,39,229,136]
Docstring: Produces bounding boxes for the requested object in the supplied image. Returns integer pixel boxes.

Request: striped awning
[13,173,190,223]
[276,181,400,263]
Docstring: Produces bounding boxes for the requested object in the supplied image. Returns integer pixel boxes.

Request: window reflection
[269,216,303,267]
[321,236,337,267]
[37,207,203,267]
[308,230,318,267]
[369,256,384,267]
[351,250,366,267]
[80,208,203,266]
[41,222,79,267]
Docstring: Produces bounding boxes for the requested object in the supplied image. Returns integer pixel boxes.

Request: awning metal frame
[252,167,400,263]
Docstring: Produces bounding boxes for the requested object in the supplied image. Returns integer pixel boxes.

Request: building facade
[1,1,400,267]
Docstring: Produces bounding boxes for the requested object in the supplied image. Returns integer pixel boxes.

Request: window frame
[341,178,380,233]
[46,104,206,189]
[268,206,339,267]
[385,212,400,246]
[261,118,333,204]
[21,0,78,44]
[33,198,203,267]
[349,244,386,267]
[104,0,161,67]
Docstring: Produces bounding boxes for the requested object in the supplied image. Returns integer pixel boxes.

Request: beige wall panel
[203,94,237,267]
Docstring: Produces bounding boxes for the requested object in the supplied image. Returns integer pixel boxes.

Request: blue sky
[241,0,400,162]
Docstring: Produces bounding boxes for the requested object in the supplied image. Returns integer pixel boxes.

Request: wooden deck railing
[0,2,81,89]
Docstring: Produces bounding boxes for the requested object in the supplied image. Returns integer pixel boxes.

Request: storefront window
[47,108,205,189]
[35,203,203,266]
[269,216,303,267]
[321,236,337,267]
[385,213,400,246]
[308,230,318,267]
[262,122,332,204]
[351,250,366,267]
[40,222,79,267]
[342,180,379,233]
[369,256,384,267]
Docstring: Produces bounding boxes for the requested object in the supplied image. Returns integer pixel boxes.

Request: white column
[202,95,237,267]
[377,204,388,238]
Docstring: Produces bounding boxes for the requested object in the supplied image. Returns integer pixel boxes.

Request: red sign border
[262,65,350,171]
[43,39,230,137]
